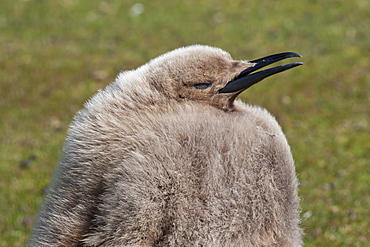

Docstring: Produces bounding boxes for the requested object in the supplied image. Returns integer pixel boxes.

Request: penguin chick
[29,45,303,247]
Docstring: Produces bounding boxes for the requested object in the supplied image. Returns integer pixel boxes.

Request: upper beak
[218,52,303,94]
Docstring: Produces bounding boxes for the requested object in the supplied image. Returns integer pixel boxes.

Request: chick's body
[30,45,302,247]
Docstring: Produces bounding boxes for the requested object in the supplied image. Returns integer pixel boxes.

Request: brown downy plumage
[29,45,303,247]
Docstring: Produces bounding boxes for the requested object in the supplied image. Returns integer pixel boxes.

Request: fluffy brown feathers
[29,45,302,246]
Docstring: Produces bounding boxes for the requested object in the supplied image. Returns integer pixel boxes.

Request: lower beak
[218,52,303,94]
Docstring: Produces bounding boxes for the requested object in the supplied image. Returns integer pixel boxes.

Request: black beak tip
[290,61,304,67]
[289,52,302,58]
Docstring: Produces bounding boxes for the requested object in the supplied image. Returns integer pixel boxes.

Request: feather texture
[29,45,302,247]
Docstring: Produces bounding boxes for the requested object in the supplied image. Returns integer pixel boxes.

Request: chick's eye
[193,82,212,89]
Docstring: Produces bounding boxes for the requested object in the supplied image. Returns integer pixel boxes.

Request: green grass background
[1,0,369,246]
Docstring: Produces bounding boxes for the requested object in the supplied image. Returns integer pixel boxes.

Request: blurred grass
[0,0,369,246]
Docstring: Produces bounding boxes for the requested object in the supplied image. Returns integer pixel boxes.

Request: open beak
[218,52,303,94]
